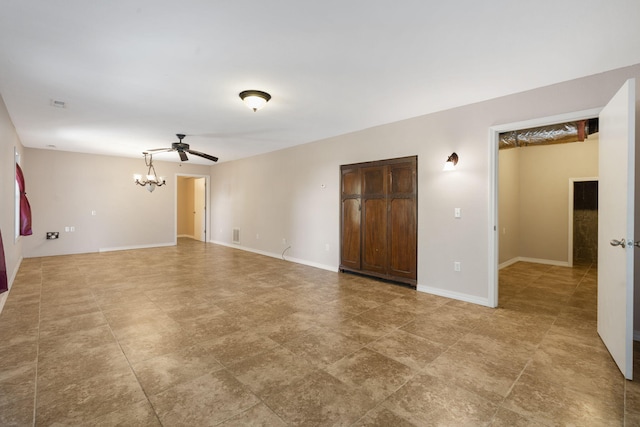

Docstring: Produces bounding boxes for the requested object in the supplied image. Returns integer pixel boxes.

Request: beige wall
[210,63,640,305]
[499,138,599,265]
[0,94,23,308]
[519,138,599,262]
[21,149,210,257]
[177,177,195,237]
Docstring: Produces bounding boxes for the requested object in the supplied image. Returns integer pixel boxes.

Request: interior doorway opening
[488,108,602,307]
[176,174,210,243]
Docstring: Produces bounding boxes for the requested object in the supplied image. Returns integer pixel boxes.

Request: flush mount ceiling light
[443,152,459,171]
[239,90,271,112]
[133,153,166,192]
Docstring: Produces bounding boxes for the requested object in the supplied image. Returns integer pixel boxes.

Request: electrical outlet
[325,244,330,252]
[454,208,461,218]
[454,261,461,272]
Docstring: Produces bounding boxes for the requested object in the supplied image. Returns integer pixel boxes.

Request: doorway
[488,108,602,307]
[176,174,210,242]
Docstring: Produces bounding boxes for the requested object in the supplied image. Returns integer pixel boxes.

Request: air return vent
[232,228,240,244]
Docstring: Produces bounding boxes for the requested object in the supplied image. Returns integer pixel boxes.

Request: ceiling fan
[144,134,219,162]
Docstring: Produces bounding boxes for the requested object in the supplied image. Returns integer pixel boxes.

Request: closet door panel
[362,198,387,273]
[389,198,417,278]
[341,198,361,269]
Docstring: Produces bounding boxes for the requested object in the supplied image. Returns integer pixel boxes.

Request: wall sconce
[239,90,271,112]
[443,152,458,171]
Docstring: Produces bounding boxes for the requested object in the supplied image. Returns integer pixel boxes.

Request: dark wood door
[361,166,388,274]
[340,167,361,270]
[387,160,417,279]
[339,156,417,286]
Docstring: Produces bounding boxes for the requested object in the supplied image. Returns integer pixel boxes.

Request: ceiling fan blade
[186,149,218,162]
[179,151,189,162]
[144,147,173,153]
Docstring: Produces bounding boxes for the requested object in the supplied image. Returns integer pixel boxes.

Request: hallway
[0,239,637,425]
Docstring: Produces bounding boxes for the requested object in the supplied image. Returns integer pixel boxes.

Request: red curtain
[16,163,32,236]
[0,229,7,294]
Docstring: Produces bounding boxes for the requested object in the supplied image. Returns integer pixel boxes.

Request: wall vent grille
[232,228,240,244]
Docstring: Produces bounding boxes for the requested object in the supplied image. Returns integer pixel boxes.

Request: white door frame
[568,177,599,268]
[175,173,211,244]
[488,108,602,308]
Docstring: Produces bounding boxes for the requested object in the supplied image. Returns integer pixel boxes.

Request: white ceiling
[1,1,639,164]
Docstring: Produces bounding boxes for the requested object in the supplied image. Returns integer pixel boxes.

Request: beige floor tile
[227,345,318,399]
[353,406,416,426]
[424,344,524,403]
[36,368,147,425]
[327,347,417,403]
[332,315,397,345]
[0,397,34,427]
[502,373,623,426]
[0,244,626,425]
[130,343,225,395]
[489,406,548,426]
[382,372,498,426]
[367,329,447,370]
[149,370,260,426]
[263,369,375,426]
[37,341,130,394]
[280,326,364,368]
[217,403,288,426]
[197,328,280,366]
[87,400,161,426]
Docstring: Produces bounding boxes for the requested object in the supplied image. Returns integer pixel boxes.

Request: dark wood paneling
[388,198,416,277]
[341,198,361,269]
[362,198,387,273]
[340,156,417,286]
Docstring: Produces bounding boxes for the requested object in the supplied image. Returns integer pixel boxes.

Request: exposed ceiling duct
[499,118,599,149]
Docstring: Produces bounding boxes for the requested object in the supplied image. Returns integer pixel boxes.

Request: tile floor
[0,238,639,425]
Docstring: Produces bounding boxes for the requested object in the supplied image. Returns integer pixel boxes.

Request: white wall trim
[498,257,520,270]
[211,240,338,272]
[488,107,602,307]
[417,284,492,308]
[502,256,570,268]
[99,242,175,253]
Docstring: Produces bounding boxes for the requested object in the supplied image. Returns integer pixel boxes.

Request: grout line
[90,290,165,427]
[32,264,43,427]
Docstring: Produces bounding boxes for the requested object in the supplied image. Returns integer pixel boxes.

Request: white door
[193,178,206,242]
[597,78,636,380]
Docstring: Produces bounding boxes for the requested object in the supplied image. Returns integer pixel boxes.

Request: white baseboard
[99,242,175,253]
[499,256,569,269]
[177,234,194,239]
[498,257,520,270]
[417,284,492,308]
[210,240,338,273]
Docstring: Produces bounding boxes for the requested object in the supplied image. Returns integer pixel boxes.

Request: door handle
[610,238,626,248]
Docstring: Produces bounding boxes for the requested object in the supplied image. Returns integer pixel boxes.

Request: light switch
[454,208,461,218]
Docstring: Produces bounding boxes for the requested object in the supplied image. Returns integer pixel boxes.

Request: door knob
[610,238,626,248]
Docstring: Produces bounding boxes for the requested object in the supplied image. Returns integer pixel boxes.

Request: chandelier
[133,153,166,192]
